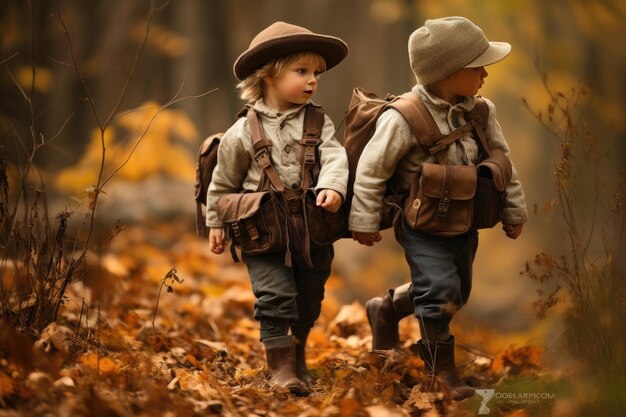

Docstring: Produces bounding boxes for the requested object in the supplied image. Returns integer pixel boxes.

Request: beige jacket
[206,100,348,228]
[349,85,528,233]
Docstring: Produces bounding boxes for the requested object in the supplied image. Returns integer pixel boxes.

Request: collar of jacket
[412,84,477,113]
[251,99,313,119]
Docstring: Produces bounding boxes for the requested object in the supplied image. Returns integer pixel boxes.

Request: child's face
[263,55,323,111]
[445,66,488,98]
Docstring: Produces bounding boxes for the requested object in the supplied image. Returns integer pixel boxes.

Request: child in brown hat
[349,17,528,400]
[206,22,348,395]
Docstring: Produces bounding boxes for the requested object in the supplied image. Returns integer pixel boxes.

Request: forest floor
[0,220,573,417]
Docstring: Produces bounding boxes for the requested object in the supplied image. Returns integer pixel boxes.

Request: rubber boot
[417,321,474,401]
[365,282,414,350]
[263,336,309,395]
[292,332,316,388]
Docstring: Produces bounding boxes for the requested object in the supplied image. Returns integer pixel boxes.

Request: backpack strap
[465,98,493,161]
[391,92,444,147]
[389,93,448,163]
[246,104,325,192]
[391,93,493,163]
[293,104,325,269]
[246,108,286,192]
[299,105,325,190]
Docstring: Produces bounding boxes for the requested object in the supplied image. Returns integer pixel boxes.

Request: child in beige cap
[349,16,528,401]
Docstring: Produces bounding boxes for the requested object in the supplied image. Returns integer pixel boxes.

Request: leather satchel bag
[473,150,512,229]
[404,163,477,237]
[215,105,335,267]
[397,95,512,236]
[216,191,284,255]
[303,189,348,246]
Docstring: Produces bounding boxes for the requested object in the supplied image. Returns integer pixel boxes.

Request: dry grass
[522,70,626,413]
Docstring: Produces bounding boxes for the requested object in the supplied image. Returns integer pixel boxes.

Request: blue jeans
[242,246,333,341]
[402,224,479,330]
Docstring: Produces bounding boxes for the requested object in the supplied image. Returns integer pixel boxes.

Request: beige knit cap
[409,16,511,86]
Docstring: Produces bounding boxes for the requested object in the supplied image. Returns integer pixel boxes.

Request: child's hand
[209,227,226,254]
[503,223,523,239]
[352,231,382,246]
[316,189,342,213]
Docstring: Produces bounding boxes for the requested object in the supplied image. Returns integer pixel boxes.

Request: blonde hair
[237,51,327,103]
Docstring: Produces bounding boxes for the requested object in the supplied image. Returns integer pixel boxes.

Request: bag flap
[420,163,476,200]
[478,151,512,191]
[194,134,222,203]
[199,134,221,156]
[216,191,272,223]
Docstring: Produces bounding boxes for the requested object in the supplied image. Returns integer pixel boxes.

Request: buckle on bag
[232,222,241,237]
[437,189,450,216]
[437,200,449,216]
[255,148,272,168]
[304,146,316,164]
[301,139,319,165]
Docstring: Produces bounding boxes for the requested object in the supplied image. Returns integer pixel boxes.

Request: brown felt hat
[233,21,348,81]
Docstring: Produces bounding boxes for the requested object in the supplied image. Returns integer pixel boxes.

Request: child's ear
[263,75,275,85]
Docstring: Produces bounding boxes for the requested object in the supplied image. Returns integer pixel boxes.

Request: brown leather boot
[365,282,413,350]
[292,332,316,388]
[264,336,309,395]
[417,335,475,401]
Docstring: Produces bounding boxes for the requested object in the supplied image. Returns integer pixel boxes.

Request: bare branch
[43,52,75,69]
[0,52,18,66]
[103,0,157,128]
[55,1,102,131]
[0,109,29,156]
[46,112,75,145]
[4,65,32,105]
[101,87,216,188]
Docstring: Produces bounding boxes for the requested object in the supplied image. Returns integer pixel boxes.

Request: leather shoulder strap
[302,104,325,140]
[466,97,489,132]
[388,92,449,162]
[390,93,495,163]
[246,105,326,192]
[388,92,443,146]
[299,104,325,190]
[246,108,285,192]
[465,97,492,159]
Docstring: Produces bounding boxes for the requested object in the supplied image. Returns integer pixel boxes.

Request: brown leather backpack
[343,87,511,237]
[194,133,222,237]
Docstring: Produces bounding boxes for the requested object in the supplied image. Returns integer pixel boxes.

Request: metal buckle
[437,195,450,217]
[304,146,316,164]
[255,149,271,168]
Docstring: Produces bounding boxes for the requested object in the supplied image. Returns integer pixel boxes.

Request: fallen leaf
[79,353,120,376]
[0,371,15,398]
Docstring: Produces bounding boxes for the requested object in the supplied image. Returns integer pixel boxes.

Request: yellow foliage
[130,22,190,57]
[15,66,54,93]
[55,101,199,194]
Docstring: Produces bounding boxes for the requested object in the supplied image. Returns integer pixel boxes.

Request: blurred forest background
[1,0,625,415]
